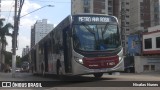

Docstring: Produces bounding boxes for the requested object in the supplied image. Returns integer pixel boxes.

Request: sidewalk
[0,72,57,81]
[0,72,160,81]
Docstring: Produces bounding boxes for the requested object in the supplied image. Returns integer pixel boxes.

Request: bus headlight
[119,56,123,61]
[74,56,83,64]
[78,59,83,64]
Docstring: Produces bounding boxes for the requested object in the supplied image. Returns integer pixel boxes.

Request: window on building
[144,38,152,49]
[126,2,129,5]
[151,65,155,71]
[140,6,143,12]
[126,9,129,11]
[121,2,125,6]
[122,35,125,40]
[108,7,112,11]
[141,23,144,27]
[84,7,90,13]
[126,29,129,31]
[140,2,143,6]
[108,1,112,5]
[156,37,160,48]
[126,15,129,18]
[143,65,149,71]
[84,0,90,6]
[122,22,125,26]
[126,22,129,25]
[122,42,125,47]
[141,13,144,19]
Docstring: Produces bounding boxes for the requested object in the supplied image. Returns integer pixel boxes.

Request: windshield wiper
[81,22,99,50]
[102,22,109,35]
[81,22,95,34]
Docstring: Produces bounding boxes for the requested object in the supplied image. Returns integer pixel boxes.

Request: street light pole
[20,5,54,18]
[12,3,54,78]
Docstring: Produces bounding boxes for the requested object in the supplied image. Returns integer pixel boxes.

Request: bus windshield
[73,23,121,51]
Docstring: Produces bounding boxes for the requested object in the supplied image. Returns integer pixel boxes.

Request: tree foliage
[0,18,13,64]
[4,51,21,67]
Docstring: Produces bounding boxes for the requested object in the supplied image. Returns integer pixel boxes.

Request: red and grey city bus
[31,14,124,78]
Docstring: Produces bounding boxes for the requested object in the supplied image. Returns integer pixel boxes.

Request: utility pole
[12,0,18,78]
[12,0,24,78]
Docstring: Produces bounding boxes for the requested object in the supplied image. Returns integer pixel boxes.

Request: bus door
[63,27,72,73]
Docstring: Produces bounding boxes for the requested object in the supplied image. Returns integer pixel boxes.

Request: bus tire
[93,73,103,78]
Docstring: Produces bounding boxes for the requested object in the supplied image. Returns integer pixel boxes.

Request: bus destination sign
[73,15,117,24]
[78,16,110,23]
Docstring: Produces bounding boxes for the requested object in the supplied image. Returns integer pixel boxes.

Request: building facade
[30,19,54,48]
[133,25,160,73]
[143,25,160,55]
[22,46,30,57]
[71,0,121,19]
[122,0,160,55]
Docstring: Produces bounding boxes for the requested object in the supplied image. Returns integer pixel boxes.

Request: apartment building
[31,19,54,48]
[71,0,121,18]
[22,46,30,57]
[122,0,160,55]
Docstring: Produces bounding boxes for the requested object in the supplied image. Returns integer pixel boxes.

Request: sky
[1,0,71,57]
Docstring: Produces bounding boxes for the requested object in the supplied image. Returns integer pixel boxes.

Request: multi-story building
[31,19,54,48]
[22,46,30,57]
[122,0,160,73]
[71,0,121,19]
[150,0,160,26]
[134,25,160,73]
[121,0,130,54]
[122,0,160,55]
[30,26,35,49]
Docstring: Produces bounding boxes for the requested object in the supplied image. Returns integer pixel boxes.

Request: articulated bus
[31,14,124,78]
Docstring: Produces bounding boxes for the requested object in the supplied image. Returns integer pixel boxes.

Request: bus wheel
[93,73,103,78]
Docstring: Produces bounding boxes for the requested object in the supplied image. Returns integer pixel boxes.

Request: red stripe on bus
[83,55,119,69]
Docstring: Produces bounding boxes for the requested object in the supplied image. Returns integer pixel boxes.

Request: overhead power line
[6,1,14,23]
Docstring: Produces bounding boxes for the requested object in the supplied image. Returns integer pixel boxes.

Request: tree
[0,18,13,65]
[4,51,12,66]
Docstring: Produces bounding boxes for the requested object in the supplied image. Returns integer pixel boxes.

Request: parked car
[16,68,21,72]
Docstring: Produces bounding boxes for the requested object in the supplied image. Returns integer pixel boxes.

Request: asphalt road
[0,72,160,90]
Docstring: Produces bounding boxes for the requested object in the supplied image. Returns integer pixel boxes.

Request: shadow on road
[34,73,116,81]
[33,74,117,87]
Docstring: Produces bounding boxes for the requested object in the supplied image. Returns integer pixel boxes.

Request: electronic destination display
[73,15,117,24]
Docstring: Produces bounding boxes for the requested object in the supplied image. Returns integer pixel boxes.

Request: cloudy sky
[1,0,71,56]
